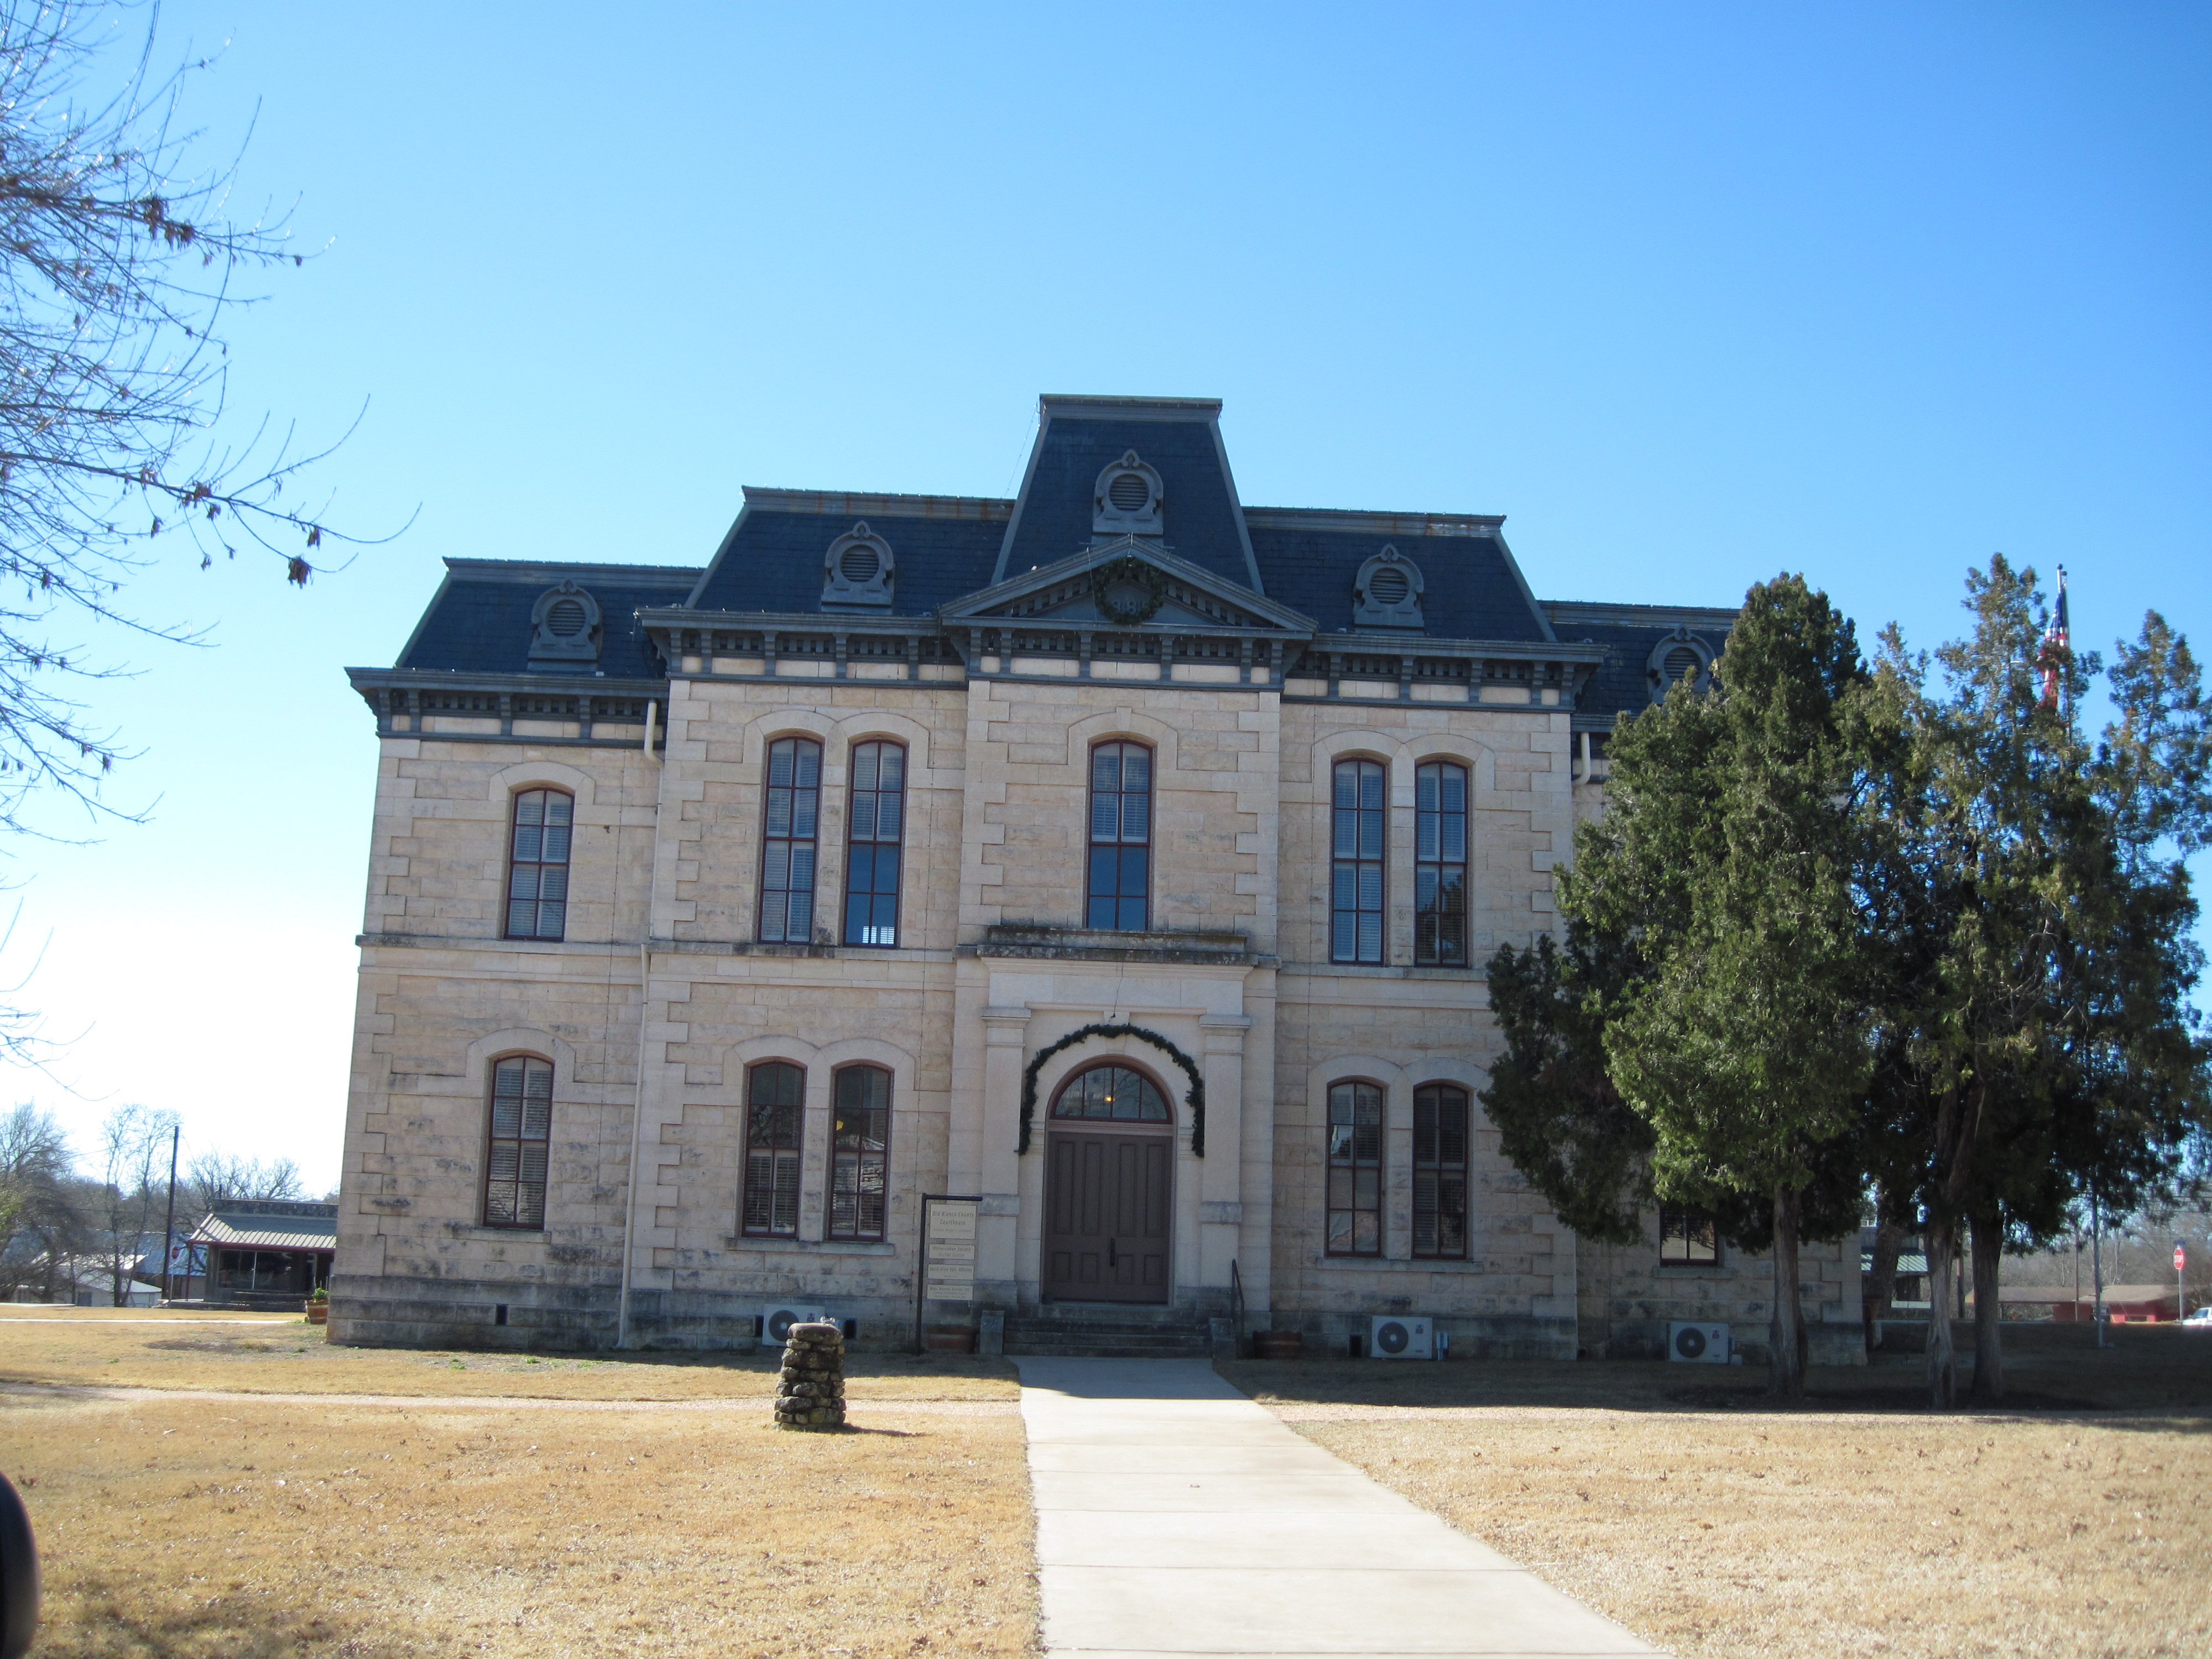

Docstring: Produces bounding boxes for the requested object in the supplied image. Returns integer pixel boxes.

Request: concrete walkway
[1015,1358,1665,1659]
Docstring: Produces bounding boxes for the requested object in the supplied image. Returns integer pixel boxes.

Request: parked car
[2182,1307,2212,1328]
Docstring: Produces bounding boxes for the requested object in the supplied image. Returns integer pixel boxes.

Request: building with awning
[190,1201,337,1307]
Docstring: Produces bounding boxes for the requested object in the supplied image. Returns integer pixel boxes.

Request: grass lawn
[0,1328,1036,1658]
[0,1308,1020,1402]
[1224,1324,2212,1659]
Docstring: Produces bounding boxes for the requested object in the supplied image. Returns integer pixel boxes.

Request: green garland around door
[1018,1022,1205,1157]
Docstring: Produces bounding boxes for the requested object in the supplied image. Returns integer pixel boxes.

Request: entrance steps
[1003,1305,1213,1359]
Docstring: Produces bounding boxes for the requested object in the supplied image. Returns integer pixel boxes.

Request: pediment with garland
[940,536,1314,634]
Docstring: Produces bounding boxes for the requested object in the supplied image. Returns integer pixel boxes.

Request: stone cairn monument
[774,1321,847,1430]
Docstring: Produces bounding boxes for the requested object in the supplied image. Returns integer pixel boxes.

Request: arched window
[1087,740,1152,931]
[1325,1080,1383,1255]
[742,1061,805,1238]
[758,736,822,944]
[483,1055,554,1228]
[505,789,573,941]
[842,740,906,947]
[1331,759,1386,964]
[1415,761,1469,966]
[1051,1062,1170,1123]
[829,1065,891,1241]
[1412,1083,1469,1259]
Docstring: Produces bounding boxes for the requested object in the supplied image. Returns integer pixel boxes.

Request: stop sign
[2178,1243,2188,1273]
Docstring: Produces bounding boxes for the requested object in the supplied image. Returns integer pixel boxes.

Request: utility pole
[160,1124,180,1303]
[2090,1186,2108,1348]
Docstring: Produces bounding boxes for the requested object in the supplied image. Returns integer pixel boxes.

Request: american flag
[2040,566,2069,711]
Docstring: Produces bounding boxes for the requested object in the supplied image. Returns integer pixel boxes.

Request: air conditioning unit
[1667,1321,1730,1364]
[760,1304,830,1348]
[1369,1314,1433,1360]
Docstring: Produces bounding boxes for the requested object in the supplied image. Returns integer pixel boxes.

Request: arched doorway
[1044,1061,1174,1303]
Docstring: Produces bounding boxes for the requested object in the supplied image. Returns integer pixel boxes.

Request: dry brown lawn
[0,1309,1019,1402]
[0,1386,1037,1658]
[1225,1324,2212,1659]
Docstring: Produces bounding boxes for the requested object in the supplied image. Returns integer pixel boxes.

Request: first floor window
[1331,758,1386,963]
[1412,1084,1469,1259]
[1326,1080,1383,1255]
[484,1055,554,1228]
[1659,1206,1719,1266]
[830,1065,890,1241]
[742,1061,805,1237]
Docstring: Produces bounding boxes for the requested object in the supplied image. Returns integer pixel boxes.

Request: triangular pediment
[941,538,1315,633]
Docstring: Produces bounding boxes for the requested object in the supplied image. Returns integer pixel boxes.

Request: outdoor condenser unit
[760,1304,831,1348]
[1667,1321,1730,1363]
[1369,1314,1434,1360]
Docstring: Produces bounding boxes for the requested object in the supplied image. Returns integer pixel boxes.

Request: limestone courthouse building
[335,395,1863,1362]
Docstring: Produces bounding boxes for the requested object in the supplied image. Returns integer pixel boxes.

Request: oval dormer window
[527,580,603,670]
[1352,545,1425,630]
[1367,565,1410,606]
[822,521,895,609]
[1645,628,1716,702]
[1093,450,1164,537]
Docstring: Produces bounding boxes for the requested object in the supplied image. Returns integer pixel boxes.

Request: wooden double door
[1044,1130,1172,1303]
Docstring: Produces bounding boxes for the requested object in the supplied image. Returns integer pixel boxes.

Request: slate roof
[372,397,1736,684]
[996,400,1261,590]
[1246,509,1550,642]
[395,560,699,679]
[687,490,1007,618]
[1544,601,1739,731]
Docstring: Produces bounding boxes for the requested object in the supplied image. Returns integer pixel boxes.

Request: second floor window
[483,1055,553,1228]
[1415,761,1469,966]
[1412,1083,1469,1259]
[505,789,573,941]
[1326,1079,1383,1255]
[1331,759,1386,964]
[829,1065,891,1241]
[758,736,822,943]
[843,740,906,947]
[1087,740,1151,931]
[742,1061,805,1238]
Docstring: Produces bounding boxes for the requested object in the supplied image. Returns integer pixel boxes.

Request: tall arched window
[505,789,573,941]
[842,740,906,947]
[483,1055,554,1228]
[742,1061,805,1238]
[1415,761,1469,966]
[1325,1079,1383,1255]
[758,736,822,944]
[829,1065,891,1241]
[1331,759,1386,964]
[1087,741,1152,931]
[1412,1083,1469,1259]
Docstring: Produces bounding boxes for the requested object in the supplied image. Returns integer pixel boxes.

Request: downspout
[617,699,663,1349]
[1573,730,1590,785]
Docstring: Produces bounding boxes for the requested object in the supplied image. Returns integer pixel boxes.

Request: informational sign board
[923,1198,980,1303]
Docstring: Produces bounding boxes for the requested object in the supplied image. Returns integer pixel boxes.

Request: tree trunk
[1968,1208,2005,1403]
[1769,1182,1806,1401]
[1924,1211,1958,1408]
[1864,1214,1907,1353]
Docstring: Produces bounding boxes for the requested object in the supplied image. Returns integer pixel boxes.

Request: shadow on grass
[45,1574,413,1659]
[1218,1323,2212,1424]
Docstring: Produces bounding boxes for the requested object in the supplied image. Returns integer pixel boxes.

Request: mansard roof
[362,396,1737,697]
[1544,599,1739,731]
[394,558,697,678]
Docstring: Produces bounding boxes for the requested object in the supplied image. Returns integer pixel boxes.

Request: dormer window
[822,521,895,610]
[1092,450,1164,538]
[1352,545,1424,630]
[1645,628,1715,702]
[526,581,603,670]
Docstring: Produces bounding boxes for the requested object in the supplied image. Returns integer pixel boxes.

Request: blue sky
[15,2,2209,1187]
